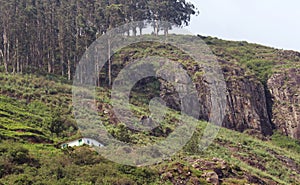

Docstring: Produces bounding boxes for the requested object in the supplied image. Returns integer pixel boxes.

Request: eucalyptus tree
[0,0,197,80]
[105,1,125,86]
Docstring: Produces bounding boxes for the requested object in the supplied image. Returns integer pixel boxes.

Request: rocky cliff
[108,36,300,140]
[201,36,300,140]
[221,60,273,135]
[268,68,300,139]
[160,59,273,135]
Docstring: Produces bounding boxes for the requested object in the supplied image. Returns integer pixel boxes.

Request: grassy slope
[201,35,300,84]
[0,35,300,184]
[1,73,300,184]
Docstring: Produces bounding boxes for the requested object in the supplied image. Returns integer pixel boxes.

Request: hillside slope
[0,74,299,184]
[0,35,300,184]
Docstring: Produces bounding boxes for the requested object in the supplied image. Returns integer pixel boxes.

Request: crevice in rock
[264,85,276,131]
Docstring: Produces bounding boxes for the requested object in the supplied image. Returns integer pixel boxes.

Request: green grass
[271,131,300,154]
[0,74,77,143]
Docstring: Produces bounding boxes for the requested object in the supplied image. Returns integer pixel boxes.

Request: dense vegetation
[0,0,197,81]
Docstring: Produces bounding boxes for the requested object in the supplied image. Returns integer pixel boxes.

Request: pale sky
[187,0,300,52]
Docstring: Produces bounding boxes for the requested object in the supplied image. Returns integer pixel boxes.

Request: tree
[49,111,64,137]
[105,2,125,86]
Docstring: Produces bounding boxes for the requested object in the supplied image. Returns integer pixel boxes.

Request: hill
[0,35,300,184]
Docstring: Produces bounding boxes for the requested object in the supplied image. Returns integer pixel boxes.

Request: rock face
[221,60,273,135]
[110,39,300,139]
[160,60,273,135]
[267,68,300,139]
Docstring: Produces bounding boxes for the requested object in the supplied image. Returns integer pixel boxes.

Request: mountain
[0,35,299,184]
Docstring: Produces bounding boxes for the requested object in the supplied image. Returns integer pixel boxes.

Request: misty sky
[187,0,300,52]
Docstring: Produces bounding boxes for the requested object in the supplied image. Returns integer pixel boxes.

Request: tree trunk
[61,53,64,76]
[3,29,8,73]
[0,49,3,66]
[51,50,55,73]
[156,21,159,36]
[15,38,19,73]
[67,58,71,80]
[58,19,64,76]
[139,27,143,36]
[59,38,64,76]
[7,42,10,73]
[48,52,52,73]
[164,27,169,37]
[20,60,23,74]
[80,64,83,84]
[133,27,137,37]
[26,56,29,70]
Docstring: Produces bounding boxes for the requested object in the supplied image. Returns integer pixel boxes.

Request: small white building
[61,138,104,149]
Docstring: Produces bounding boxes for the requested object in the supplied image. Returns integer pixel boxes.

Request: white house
[61,138,104,149]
